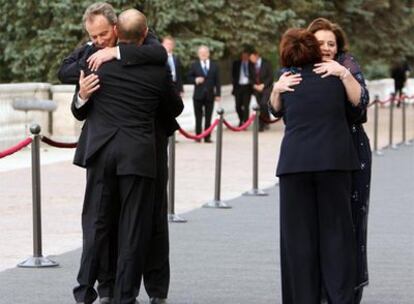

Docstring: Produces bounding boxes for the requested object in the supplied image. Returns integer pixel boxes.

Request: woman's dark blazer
[275,64,360,176]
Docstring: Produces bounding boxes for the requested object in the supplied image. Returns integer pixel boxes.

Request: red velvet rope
[0,137,33,159]
[223,113,256,131]
[259,115,282,124]
[376,95,412,105]
[41,136,78,148]
[178,119,220,140]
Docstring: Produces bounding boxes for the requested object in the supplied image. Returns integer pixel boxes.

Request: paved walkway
[0,141,413,303]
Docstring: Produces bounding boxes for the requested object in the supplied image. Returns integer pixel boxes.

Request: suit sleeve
[118,33,167,66]
[214,63,221,97]
[57,45,93,84]
[161,68,184,117]
[175,57,184,93]
[187,62,197,84]
[232,61,241,95]
[263,60,274,87]
[70,87,91,121]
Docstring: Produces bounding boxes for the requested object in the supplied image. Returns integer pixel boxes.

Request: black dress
[337,52,372,291]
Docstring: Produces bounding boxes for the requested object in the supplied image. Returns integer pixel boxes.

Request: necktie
[202,61,208,76]
[168,55,176,82]
[242,62,248,77]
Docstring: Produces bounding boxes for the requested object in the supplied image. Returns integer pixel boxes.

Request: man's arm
[214,63,221,98]
[263,60,274,87]
[119,30,167,66]
[58,44,95,84]
[87,31,168,70]
[71,88,91,121]
[118,43,167,66]
[175,56,184,93]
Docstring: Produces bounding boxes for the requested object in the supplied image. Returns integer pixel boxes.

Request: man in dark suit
[187,45,221,143]
[58,5,183,304]
[391,60,410,107]
[250,49,273,131]
[232,49,255,126]
[162,35,184,95]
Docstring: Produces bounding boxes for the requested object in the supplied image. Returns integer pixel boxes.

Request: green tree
[1,0,414,82]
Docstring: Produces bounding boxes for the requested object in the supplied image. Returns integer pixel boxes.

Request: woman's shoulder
[336,52,362,74]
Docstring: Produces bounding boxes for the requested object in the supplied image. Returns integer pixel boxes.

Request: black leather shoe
[204,138,213,143]
[150,298,167,304]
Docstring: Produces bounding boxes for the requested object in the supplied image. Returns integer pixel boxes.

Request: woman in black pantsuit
[270,29,360,304]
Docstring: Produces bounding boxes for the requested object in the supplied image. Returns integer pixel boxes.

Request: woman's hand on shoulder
[273,71,302,94]
[313,60,347,78]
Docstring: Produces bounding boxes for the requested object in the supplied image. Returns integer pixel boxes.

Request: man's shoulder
[71,43,95,57]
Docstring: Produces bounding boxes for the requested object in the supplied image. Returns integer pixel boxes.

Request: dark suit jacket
[171,55,184,93]
[58,35,181,137]
[57,33,166,84]
[72,54,183,178]
[276,64,359,176]
[231,59,255,95]
[254,58,273,86]
[187,60,221,100]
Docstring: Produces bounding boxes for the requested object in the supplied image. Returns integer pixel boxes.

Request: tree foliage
[1,0,414,82]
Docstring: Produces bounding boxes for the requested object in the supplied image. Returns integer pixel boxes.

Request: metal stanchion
[244,106,267,196]
[18,124,59,268]
[373,95,383,156]
[388,93,398,149]
[401,95,411,146]
[203,108,231,209]
[167,133,187,223]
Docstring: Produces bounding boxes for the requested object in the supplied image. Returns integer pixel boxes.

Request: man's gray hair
[82,2,117,26]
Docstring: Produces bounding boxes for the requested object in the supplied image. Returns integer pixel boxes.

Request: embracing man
[58,3,183,304]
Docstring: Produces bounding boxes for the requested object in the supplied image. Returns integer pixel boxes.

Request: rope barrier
[41,136,77,148]
[178,119,220,140]
[0,137,33,159]
[376,94,414,105]
[223,113,256,132]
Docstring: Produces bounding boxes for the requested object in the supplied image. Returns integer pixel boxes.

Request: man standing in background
[250,49,273,131]
[391,59,411,107]
[162,36,184,96]
[188,45,221,143]
[232,48,255,127]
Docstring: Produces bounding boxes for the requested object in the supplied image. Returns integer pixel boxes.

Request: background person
[249,49,273,131]
[162,35,184,96]
[270,28,359,304]
[187,45,221,143]
[390,59,411,107]
[231,48,255,126]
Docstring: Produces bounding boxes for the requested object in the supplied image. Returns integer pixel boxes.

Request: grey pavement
[0,144,413,303]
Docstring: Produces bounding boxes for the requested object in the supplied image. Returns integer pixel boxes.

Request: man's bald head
[117,9,148,44]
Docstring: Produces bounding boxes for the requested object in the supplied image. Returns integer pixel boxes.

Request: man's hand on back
[79,70,100,100]
[87,47,118,71]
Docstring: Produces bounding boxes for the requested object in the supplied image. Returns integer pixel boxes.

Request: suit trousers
[74,140,155,304]
[234,85,252,125]
[193,97,214,141]
[254,91,270,129]
[143,129,170,298]
[279,171,356,304]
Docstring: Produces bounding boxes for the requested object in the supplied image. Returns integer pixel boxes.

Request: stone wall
[1,79,413,150]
